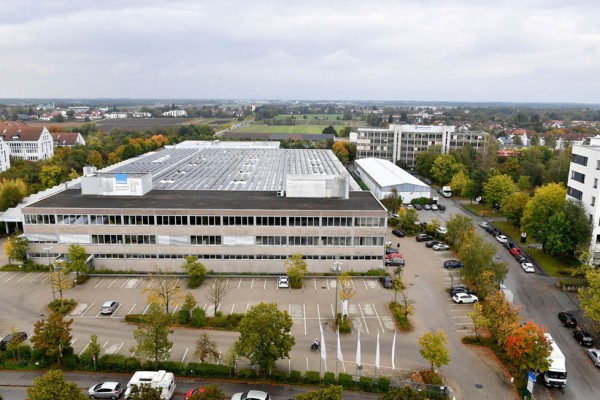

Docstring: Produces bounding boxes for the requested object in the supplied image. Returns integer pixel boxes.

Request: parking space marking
[106,343,122,355]
[40,274,51,283]
[263,278,267,290]
[111,303,123,318]
[120,279,129,289]
[317,304,322,326]
[81,303,95,317]
[101,341,108,351]
[237,279,242,290]
[127,303,136,315]
[231,304,235,314]
[246,303,250,313]
[78,343,90,357]
[181,348,188,363]
[0,272,9,279]
[372,303,385,332]
[17,272,32,282]
[250,279,254,290]
[133,278,143,289]
[107,278,118,289]
[71,338,78,346]
[4,273,17,283]
[146,278,154,288]
[29,273,43,283]
[143,304,150,315]
[172,305,179,315]
[303,304,307,336]
[94,279,105,289]
[358,304,370,334]
[363,280,368,290]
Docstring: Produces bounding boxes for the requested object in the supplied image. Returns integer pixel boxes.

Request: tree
[234,302,295,375]
[383,386,441,400]
[580,268,600,323]
[414,145,442,177]
[521,183,566,247]
[31,311,73,365]
[322,125,337,136]
[338,272,355,302]
[395,208,419,234]
[39,164,64,189]
[206,277,228,315]
[86,150,103,168]
[132,302,173,367]
[285,253,308,289]
[543,211,573,257]
[458,234,507,295]
[81,334,101,362]
[461,179,478,201]
[65,244,88,284]
[445,214,474,249]
[193,332,220,363]
[516,175,532,191]
[501,192,530,227]
[483,174,515,209]
[143,268,185,313]
[391,273,405,303]
[0,178,28,211]
[449,170,469,195]
[418,330,450,372]
[398,291,415,320]
[381,188,402,215]
[467,302,488,339]
[5,326,27,361]
[296,385,343,400]
[482,290,522,346]
[50,268,73,306]
[505,321,551,373]
[181,292,197,323]
[128,384,162,400]
[188,384,225,400]
[430,154,462,184]
[563,199,593,256]
[181,256,207,287]
[25,369,87,400]
[4,230,28,266]
[331,141,350,164]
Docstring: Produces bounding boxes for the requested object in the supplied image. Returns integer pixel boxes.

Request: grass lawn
[462,202,496,217]
[493,221,521,240]
[232,124,350,134]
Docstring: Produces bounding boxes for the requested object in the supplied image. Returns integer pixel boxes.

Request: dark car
[437,204,446,211]
[0,332,27,350]
[558,312,577,327]
[443,260,464,269]
[414,204,423,210]
[392,229,405,238]
[385,258,405,267]
[483,225,495,234]
[573,329,595,346]
[425,240,443,248]
[379,276,393,288]
[449,286,475,296]
[515,255,529,263]
[385,247,401,255]
[416,234,433,242]
[502,241,512,249]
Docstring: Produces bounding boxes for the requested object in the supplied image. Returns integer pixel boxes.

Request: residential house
[0,121,54,161]
[50,131,86,147]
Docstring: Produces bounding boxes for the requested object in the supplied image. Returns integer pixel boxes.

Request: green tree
[449,170,469,195]
[143,268,185,313]
[296,385,343,400]
[521,183,566,247]
[4,230,29,266]
[189,384,225,400]
[418,330,450,372]
[458,234,505,294]
[414,145,442,177]
[461,179,478,201]
[65,244,88,284]
[39,164,64,189]
[25,369,87,400]
[544,145,571,185]
[128,384,161,400]
[381,188,402,215]
[86,150,103,168]
[543,211,573,257]
[193,332,219,363]
[501,192,530,227]
[234,302,295,375]
[467,302,488,339]
[181,256,208,287]
[395,208,419,234]
[132,302,173,367]
[181,292,197,323]
[30,311,73,365]
[5,326,27,361]
[580,268,600,323]
[391,272,405,303]
[81,334,101,362]
[382,386,441,400]
[0,178,28,211]
[482,290,522,346]
[519,146,552,187]
[483,174,515,208]
[285,253,308,289]
[322,125,337,136]
[564,199,593,256]
[505,321,551,373]
[430,154,462,184]
[445,214,474,249]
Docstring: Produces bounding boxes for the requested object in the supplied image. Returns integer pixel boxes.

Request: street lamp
[43,246,53,267]
[43,246,55,300]
[332,259,342,325]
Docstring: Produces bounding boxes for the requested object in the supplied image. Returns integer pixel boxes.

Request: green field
[231,124,351,134]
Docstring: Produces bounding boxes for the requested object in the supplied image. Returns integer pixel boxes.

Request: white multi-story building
[353,124,488,167]
[0,121,54,161]
[0,137,11,172]
[162,110,187,117]
[567,136,600,265]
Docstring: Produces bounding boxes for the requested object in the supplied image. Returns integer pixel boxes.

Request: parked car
[449,286,475,296]
[88,381,124,399]
[433,243,450,251]
[231,390,271,400]
[484,225,496,234]
[521,262,535,273]
[431,204,439,210]
[452,293,478,304]
[385,247,400,255]
[587,349,600,367]
[502,241,512,250]
[407,204,414,210]
[573,329,595,347]
[278,276,290,288]
[0,332,27,351]
[416,234,433,242]
[414,204,423,210]
[478,221,489,228]
[495,234,508,243]
[385,252,401,259]
[558,312,577,327]
[385,258,405,267]
[379,276,393,289]
[186,387,206,399]
[436,226,448,235]
[509,248,522,258]
[100,300,119,315]
[392,229,405,237]
[385,240,393,246]
[424,204,431,210]
[425,240,443,248]
[443,260,464,269]
[515,255,529,263]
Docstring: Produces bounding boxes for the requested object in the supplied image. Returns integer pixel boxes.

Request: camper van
[124,370,176,400]
[440,186,452,198]
[543,333,567,388]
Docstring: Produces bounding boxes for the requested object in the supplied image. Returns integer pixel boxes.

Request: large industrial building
[352,124,489,167]
[354,158,430,203]
[22,141,388,273]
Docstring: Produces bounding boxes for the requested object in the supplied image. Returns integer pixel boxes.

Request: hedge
[337,373,354,389]
[289,370,302,383]
[377,376,390,393]
[303,370,321,385]
[323,372,335,385]
[359,376,374,392]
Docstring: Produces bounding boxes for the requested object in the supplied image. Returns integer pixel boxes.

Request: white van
[124,370,176,400]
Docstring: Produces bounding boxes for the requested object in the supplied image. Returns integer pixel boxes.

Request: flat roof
[26,189,384,212]
[355,158,429,188]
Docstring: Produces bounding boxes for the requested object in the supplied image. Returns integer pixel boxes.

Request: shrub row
[389,301,412,332]
[48,298,77,316]
[128,308,243,331]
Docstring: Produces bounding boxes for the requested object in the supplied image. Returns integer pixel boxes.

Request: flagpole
[336,328,339,379]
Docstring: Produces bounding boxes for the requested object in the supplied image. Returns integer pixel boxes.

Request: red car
[509,247,521,256]
[186,387,206,399]
[385,252,402,260]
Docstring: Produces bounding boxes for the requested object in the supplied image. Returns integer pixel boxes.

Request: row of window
[25,214,385,227]
[30,252,383,261]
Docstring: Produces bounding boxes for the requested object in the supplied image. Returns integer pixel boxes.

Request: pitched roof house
[0,121,54,161]
[50,131,86,147]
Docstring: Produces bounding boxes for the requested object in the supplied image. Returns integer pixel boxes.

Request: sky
[1,0,599,103]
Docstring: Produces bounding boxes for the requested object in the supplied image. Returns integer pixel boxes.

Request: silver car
[100,300,118,315]
[588,349,600,367]
[88,381,123,399]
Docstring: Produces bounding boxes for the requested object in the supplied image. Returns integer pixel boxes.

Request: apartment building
[0,121,54,161]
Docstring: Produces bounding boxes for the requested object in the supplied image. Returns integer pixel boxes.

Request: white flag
[375,331,380,370]
[391,330,397,370]
[337,327,344,363]
[320,323,327,361]
[356,330,361,368]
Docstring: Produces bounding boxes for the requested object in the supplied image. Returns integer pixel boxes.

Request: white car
[385,240,393,246]
[452,293,478,304]
[521,262,535,273]
[277,276,289,288]
[436,226,447,235]
[231,390,271,400]
[587,349,600,367]
[495,234,508,243]
[431,204,439,210]
[432,243,450,251]
[478,221,489,228]
[100,300,118,315]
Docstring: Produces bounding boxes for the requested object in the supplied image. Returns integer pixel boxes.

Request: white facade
[162,110,187,117]
[3,126,54,161]
[354,158,430,203]
[0,138,11,172]
[567,137,600,264]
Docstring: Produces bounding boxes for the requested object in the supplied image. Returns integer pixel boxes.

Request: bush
[236,368,257,380]
[270,370,287,382]
[98,354,141,372]
[187,362,232,379]
[124,314,148,324]
[376,376,390,393]
[303,370,321,385]
[323,372,335,386]
[420,370,443,385]
[188,276,203,289]
[389,301,412,332]
[47,298,77,315]
[366,269,387,276]
[289,370,302,384]
[359,376,374,392]
[74,274,89,285]
[190,307,206,328]
[336,314,352,334]
[337,373,354,389]
[159,361,185,375]
[177,309,189,325]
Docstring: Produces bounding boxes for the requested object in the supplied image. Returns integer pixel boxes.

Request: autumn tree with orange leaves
[482,290,522,346]
[505,321,551,373]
